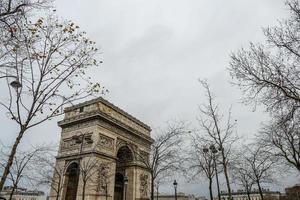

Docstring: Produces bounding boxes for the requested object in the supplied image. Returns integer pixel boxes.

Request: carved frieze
[60,114,152,149]
[61,133,93,151]
[98,133,114,151]
[61,138,77,150]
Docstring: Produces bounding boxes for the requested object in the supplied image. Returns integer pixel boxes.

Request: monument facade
[49,98,153,200]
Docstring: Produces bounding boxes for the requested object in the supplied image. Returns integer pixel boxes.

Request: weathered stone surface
[49,98,153,200]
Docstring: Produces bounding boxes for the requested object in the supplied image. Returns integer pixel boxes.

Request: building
[284,184,300,200]
[49,97,154,200]
[155,193,202,200]
[214,189,281,200]
[0,186,46,200]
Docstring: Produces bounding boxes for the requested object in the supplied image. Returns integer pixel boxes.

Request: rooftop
[220,189,281,196]
[1,186,45,196]
[64,97,151,131]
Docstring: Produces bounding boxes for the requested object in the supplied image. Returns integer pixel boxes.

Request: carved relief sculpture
[97,163,111,195]
[140,173,149,197]
[98,133,114,151]
[61,133,93,151]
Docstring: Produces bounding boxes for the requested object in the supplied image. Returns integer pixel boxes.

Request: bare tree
[93,162,113,200]
[0,0,50,79]
[79,157,101,200]
[37,153,113,200]
[188,135,215,200]
[0,0,48,20]
[0,144,49,200]
[242,146,277,200]
[135,121,186,200]
[35,150,66,200]
[154,176,163,200]
[229,0,300,116]
[153,170,173,200]
[232,151,255,200]
[259,112,300,171]
[0,14,102,191]
[198,80,238,200]
[229,0,300,174]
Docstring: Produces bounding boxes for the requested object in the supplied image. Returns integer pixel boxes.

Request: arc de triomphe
[49,97,153,200]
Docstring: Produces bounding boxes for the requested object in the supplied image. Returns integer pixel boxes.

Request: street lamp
[204,145,221,200]
[173,180,178,200]
[123,176,128,200]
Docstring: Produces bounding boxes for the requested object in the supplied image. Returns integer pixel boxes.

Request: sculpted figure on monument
[140,173,149,197]
[96,163,111,194]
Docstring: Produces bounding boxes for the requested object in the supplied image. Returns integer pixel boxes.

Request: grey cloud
[1,0,297,197]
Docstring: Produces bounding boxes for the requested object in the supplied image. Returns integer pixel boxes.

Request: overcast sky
[1,0,300,197]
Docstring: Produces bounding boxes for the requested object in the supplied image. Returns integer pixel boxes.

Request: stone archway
[64,162,80,200]
[114,146,133,200]
[116,146,133,164]
[114,173,124,200]
[50,98,153,200]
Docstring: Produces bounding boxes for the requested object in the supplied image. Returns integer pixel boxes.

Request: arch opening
[114,173,124,200]
[114,146,133,200]
[64,162,79,200]
[117,146,133,164]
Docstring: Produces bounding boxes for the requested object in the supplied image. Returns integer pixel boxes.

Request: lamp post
[203,145,221,200]
[173,180,177,200]
[123,176,128,200]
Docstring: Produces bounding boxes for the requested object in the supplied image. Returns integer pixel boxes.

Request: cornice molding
[56,150,116,161]
[58,111,154,144]
[64,97,151,131]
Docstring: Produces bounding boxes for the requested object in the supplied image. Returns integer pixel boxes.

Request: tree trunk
[151,174,154,200]
[8,183,17,200]
[222,153,232,200]
[156,185,159,200]
[0,129,25,192]
[257,180,264,200]
[208,178,213,200]
[55,190,60,200]
[82,181,86,200]
[296,162,300,171]
[246,188,251,200]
